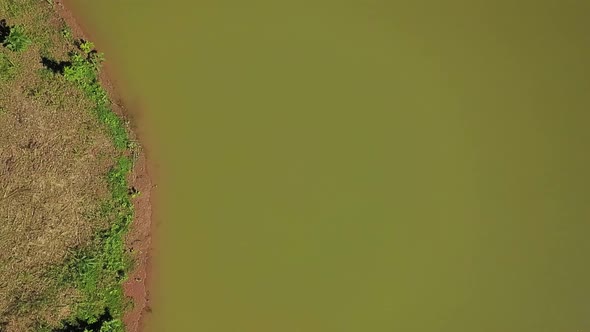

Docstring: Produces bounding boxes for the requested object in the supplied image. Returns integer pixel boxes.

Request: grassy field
[0,0,135,331]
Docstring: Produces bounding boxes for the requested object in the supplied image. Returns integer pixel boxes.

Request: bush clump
[4,25,31,52]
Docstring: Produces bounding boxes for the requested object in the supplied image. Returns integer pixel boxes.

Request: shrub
[80,40,94,54]
[4,25,31,52]
[64,53,96,87]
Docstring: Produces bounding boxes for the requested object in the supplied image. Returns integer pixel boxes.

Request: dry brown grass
[0,0,123,330]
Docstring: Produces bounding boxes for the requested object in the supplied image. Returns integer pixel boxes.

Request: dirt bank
[55,2,156,331]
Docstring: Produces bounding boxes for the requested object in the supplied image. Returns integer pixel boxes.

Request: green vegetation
[56,47,133,330]
[0,53,15,80]
[64,49,127,149]
[80,40,94,54]
[61,26,72,41]
[59,156,133,328]
[0,2,136,331]
[3,25,31,51]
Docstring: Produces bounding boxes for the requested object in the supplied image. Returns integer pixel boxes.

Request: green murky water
[68,1,590,331]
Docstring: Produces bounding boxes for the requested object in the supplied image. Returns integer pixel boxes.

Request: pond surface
[68,1,590,331]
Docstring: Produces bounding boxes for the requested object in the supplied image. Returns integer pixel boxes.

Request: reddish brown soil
[55,2,155,332]
[121,150,154,332]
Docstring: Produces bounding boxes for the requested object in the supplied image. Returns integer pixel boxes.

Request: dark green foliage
[4,25,31,52]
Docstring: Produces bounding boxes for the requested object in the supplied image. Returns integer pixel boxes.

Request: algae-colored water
[68,1,590,331]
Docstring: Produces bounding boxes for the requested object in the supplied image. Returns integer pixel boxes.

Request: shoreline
[54,1,156,331]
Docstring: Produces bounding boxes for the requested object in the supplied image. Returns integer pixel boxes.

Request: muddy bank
[55,1,156,331]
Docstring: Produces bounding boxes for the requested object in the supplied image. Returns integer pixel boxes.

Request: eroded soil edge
[55,2,154,331]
